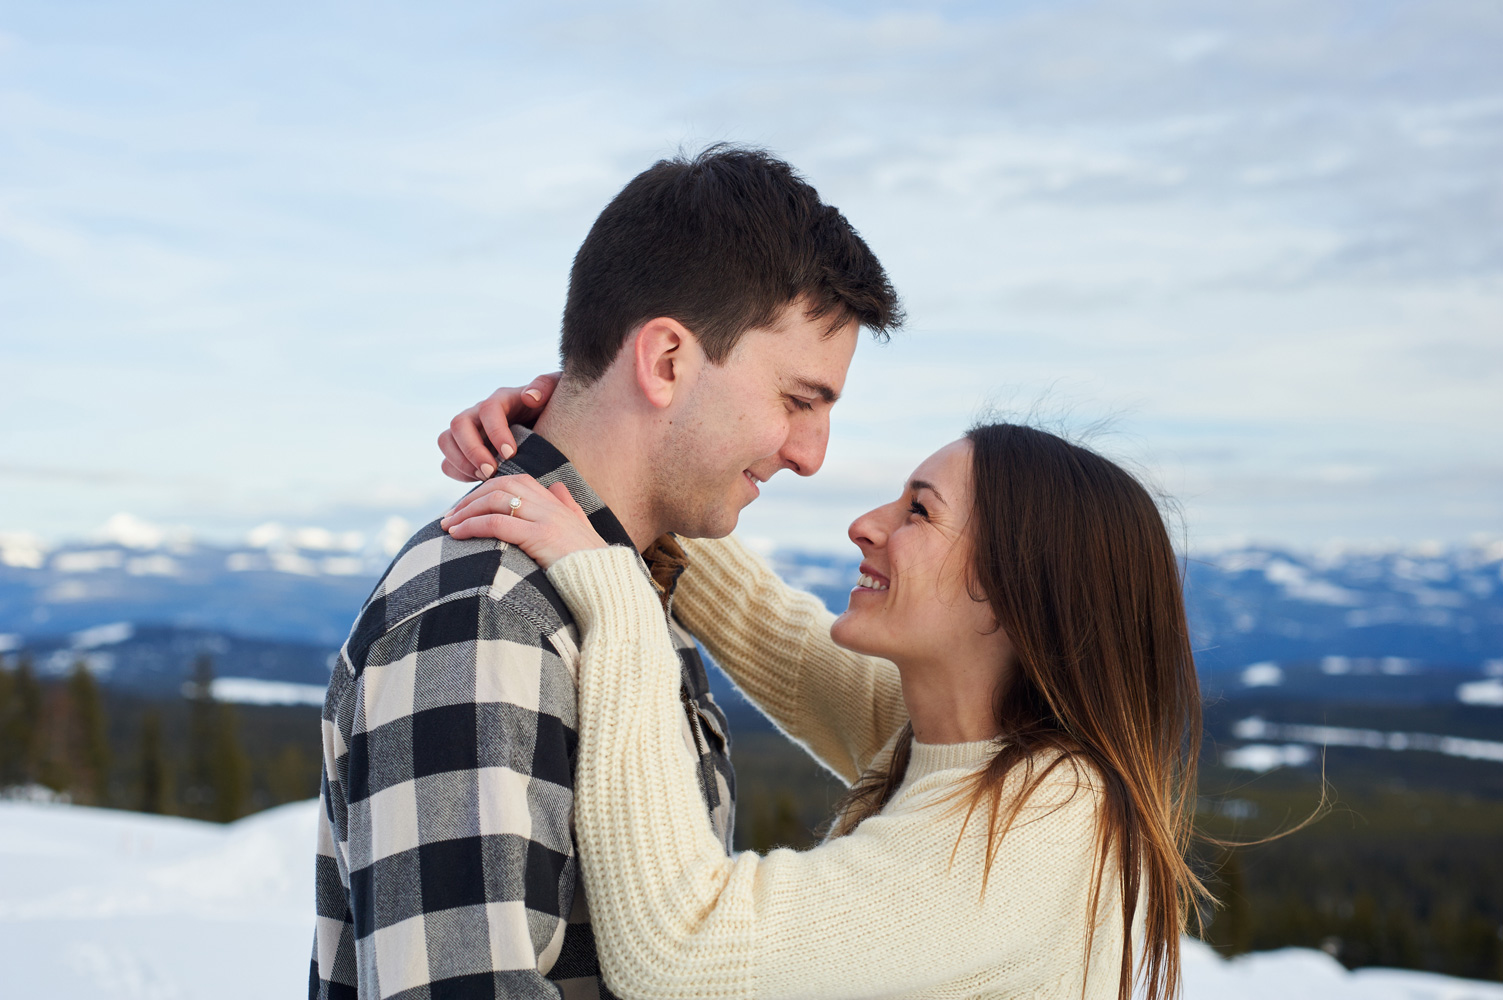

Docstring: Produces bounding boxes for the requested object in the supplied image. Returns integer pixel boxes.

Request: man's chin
[671,502,741,541]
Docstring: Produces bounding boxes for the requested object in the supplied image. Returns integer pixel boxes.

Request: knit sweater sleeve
[549,547,1115,1000]
[672,535,907,783]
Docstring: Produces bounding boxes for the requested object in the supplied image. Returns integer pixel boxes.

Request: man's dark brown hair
[560,144,903,382]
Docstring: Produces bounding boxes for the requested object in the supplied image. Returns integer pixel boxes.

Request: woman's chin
[830,611,878,657]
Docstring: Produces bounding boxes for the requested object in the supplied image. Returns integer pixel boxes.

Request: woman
[437,390,1204,1000]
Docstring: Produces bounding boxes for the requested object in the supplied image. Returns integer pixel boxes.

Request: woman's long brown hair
[829,423,1207,1000]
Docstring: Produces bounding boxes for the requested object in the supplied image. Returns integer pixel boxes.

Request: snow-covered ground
[0,799,315,999]
[2,799,1501,1000]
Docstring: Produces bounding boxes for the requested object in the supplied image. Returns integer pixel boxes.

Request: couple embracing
[311,146,1204,1000]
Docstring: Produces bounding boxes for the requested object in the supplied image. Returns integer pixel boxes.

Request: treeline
[731,732,1503,984]
[4,656,1501,984]
[1195,774,1503,982]
[0,655,322,821]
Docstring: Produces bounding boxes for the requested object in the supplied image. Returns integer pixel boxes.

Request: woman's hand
[438,373,562,481]
[440,474,608,569]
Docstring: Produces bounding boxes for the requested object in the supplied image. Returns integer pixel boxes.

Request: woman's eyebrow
[909,479,947,505]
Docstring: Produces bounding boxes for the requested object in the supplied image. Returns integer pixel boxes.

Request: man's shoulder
[341,519,575,672]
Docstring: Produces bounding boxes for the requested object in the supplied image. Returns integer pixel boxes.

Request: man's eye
[908,499,929,519]
[787,396,815,412]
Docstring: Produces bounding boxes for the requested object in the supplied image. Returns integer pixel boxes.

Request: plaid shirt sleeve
[311,525,590,1000]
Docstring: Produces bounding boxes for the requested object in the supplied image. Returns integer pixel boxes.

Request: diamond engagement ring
[508,496,522,516]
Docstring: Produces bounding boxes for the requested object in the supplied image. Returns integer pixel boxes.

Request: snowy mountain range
[2,514,1500,704]
[774,540,1503,671]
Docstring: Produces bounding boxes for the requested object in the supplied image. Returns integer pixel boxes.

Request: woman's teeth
[857,573,888,591]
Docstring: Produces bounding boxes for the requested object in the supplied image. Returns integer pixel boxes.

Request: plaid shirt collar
[508,425,688,606]
[508,425,634,547]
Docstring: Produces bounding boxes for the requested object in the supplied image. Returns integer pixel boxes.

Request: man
[311,146,902,1000]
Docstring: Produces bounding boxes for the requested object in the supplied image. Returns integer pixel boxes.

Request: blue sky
[2,0,1500,553]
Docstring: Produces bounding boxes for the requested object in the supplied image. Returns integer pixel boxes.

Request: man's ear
[632,317,700,409]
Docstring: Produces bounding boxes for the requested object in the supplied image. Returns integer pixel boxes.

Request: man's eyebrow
[909,479,947,505]
[789,377,840,404]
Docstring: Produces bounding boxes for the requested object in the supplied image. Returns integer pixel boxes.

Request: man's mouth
[743,470,761,493]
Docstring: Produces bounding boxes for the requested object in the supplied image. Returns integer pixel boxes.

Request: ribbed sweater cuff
[545,546,659,636]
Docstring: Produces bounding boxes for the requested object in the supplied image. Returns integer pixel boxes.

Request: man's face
[653,302,859,539]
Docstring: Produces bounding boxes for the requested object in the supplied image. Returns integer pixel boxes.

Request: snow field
[3,800,1501,1000]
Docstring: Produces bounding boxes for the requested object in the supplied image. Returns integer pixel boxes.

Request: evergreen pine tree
[185,654,217,817]
[137,708,169,814]
[267,742,315,805]
[0,656,42,787]
[211,702,250,822]
[0,662,14,785]
[67,662,111,805]
[36,683,75,795]
[1209,847,1254,956]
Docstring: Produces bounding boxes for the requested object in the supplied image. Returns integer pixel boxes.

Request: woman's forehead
[908,438,972,492]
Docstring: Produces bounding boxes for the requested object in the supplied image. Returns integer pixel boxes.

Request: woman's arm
[673,535,907,784]
[552,546,1115,1000]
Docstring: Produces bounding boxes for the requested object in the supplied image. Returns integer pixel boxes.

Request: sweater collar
[905,737,995,783]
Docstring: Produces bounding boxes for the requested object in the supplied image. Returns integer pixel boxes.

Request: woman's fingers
[479,373,561,462]
[475,395,515,468]
[441,482,524,530]
[522,372,561,406]
[441,475,561,530]
[440,457,476,483]
[439,426,481,481]
[441,472,606,569]
[546,481,585,515]
[445,512,531,543]
[492,473,564,506]
[449,406,498,480]
[440,373,563,482]
[474,374,562,466]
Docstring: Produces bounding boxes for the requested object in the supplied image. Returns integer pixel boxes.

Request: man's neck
[533,392,664,553]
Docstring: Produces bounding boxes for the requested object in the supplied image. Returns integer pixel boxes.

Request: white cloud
[1,0,1500,550]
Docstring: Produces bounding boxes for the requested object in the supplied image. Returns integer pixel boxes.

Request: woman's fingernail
[523,389,542,403]
[478,464,495,479]
[499,444,514,461]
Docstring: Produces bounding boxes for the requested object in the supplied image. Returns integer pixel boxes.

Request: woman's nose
[848,505,889,550]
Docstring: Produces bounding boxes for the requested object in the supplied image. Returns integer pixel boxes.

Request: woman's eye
[907,499,929,519]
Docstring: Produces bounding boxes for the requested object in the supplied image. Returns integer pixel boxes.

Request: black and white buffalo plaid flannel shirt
[311,427,736,1000]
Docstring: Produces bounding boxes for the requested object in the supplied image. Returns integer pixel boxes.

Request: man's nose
[781,414,830,477]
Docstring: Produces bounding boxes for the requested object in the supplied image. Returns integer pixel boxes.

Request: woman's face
[830,438,1000,666]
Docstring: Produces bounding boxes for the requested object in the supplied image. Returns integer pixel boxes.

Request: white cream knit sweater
[547,536,1129,1000]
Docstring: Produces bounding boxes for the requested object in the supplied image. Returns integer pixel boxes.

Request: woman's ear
[632,317,700,409]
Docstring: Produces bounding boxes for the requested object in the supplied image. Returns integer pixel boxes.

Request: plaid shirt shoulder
[312,429,734,1000]
[312,520,602,1000]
